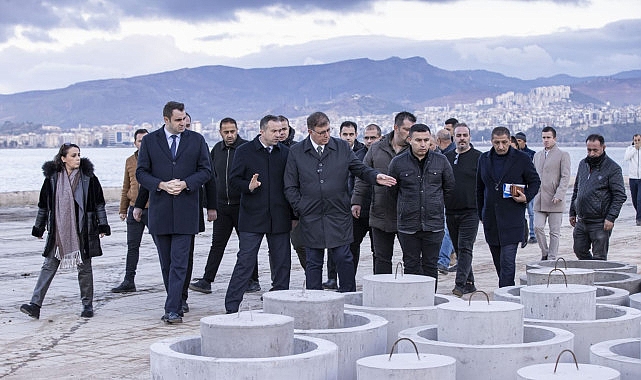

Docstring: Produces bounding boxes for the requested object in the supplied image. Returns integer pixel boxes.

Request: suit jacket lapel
[158,127,173,160]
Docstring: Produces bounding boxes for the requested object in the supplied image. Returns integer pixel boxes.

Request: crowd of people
[20,102,639,323]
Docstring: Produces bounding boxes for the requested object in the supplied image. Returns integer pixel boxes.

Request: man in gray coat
[351,112,414,274]
[284,111,396,292]
[533,126,571,261]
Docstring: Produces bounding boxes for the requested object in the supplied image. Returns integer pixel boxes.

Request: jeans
[306,245,354,292]
[31,254,93,308]
[630,178,641,222]
[225,231,291,313]
[534,211,563,260]
[573,220,612,260]
[398,230,445,286]
[488,243,518,288]
[124,206,147,282]
[437,225,454,267]
[370,227,399,274]
[527,200,535,238]
[446,210,479,288]
[327,216,369,280]
[201,204,258,283]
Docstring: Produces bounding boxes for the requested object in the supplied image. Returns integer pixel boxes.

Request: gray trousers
[534,211,563,260]
[30,252,93,307]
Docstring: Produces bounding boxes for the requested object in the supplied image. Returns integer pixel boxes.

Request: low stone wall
[0,187,121,207]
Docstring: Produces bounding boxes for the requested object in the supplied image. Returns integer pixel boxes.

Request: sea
[0,145,632,193]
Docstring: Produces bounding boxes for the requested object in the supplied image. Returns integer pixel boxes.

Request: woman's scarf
[54,169,82,269]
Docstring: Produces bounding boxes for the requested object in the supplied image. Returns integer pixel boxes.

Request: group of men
[113,101,630,324]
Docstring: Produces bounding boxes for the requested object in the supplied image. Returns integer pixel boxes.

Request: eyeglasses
[310,128,331,136]
[454,153,459,165]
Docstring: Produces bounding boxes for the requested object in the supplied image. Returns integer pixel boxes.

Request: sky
[0,0,640,95]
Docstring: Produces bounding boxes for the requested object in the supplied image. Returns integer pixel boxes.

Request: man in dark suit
[284,111,396,293]
[136,101,211,324]
[477,126,540,288]
[224,115,292,313]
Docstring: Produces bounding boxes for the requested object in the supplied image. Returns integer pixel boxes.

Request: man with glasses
[284,112,396,292]
[444,123,482,296]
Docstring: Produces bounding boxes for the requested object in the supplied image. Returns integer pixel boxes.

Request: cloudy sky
[0,0,639,94]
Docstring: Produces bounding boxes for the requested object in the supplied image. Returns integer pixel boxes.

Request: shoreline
[0,186,122,207]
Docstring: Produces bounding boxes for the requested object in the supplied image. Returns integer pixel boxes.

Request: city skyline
[0,0,639,94]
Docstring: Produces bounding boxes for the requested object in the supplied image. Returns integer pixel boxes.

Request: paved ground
[1,190,640,379]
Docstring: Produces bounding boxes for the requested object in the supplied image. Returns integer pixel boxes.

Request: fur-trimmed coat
[32,158,111,258]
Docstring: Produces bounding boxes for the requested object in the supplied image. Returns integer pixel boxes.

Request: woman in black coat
[21,143,110,319]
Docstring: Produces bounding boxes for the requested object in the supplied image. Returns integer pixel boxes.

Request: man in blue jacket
[477,127,540,288]
[224,115,292,313]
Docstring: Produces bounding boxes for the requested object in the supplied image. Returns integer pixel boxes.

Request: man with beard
[570,134,626,260]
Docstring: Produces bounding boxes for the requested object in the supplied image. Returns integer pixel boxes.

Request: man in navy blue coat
[224,115,292,313]
[477,127,540,288]
[136,101,211,323]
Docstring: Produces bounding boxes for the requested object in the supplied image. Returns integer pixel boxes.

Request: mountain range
[0,56,640,129]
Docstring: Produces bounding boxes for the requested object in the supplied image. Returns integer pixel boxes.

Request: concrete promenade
[1,191,640,379]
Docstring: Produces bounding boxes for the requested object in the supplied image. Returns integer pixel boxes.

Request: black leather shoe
[111,280,136,293]
[437,264,449,275]
[189,279,212,294]
[81,305,94,318]
[322,279,338,290]
[20,303,40,319]
[245,279,261,293]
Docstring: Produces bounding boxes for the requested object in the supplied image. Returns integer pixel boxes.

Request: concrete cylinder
[591,338,641,380]
[262,289,344,329]
[494,285,629,307]
[517,363,620,379]
[630,293,641,310]
[362,274,435,308]
[150,335,339,380]
[200,312,294,358]
[527,259,637,274]
[527,268,595,286]
[357,353,456,380]
[521,284,597,321]
[437,299,524,345]
[526,305,641,363]
[595,271,641,295]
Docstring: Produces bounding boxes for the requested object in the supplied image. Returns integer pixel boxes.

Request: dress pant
[446,210,479,288]
[290,221,307,269]
[182,236,195,302]
[202,204,258,283]
[152,233,192,314]
[398,230,444,286]
[488,243,518,288]
[327,216,369,280]
[573,220,612,260]
[124,206,147,282]
[225,231,291,313]
[31,253,93,308]
[534,211,563,260]
[306,245,355,292]
[630,178,641,222]
[370,227,399,274]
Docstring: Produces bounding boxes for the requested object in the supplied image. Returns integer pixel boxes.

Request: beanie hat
[515,132,527,142]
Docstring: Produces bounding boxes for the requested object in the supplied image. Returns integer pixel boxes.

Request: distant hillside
[0,56,639,128]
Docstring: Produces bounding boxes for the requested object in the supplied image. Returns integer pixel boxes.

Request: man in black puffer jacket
[570,134,626,260]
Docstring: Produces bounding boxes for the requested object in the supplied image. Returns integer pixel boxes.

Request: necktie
[170,135,177,159]
[267,146,272,154]
[317,145,323,157]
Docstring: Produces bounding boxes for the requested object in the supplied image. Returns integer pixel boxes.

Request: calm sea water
[0,145,631,193]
